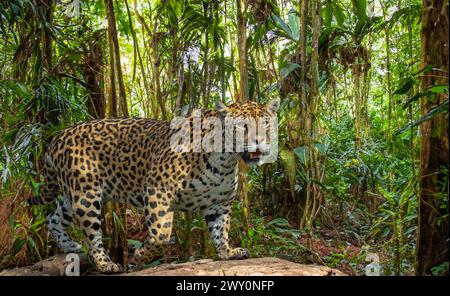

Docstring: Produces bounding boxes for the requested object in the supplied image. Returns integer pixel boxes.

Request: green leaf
[294,146,309,163]
[27,237,36,251]
[169,0,183,19]
[127,239,143,248]
[7,81,32,99]
[280,63,300,80]
[11,2,21,17]
[271,14,297,41]
[324,0,332,26]
[10,238,26,256]
[267,218,291,228]
[280,149,297,192]
[9,213,15,231]
[112,211,125,232]
[403,84,448,108]
[288,11,299,41]
[314,142,326,155]
[393,78,415,95]
[403,91,429,108]
[429,84,448,94]
[412,65,433,77]
[332,1,346,26]
[352,0,368,21]
[396,99,449,135]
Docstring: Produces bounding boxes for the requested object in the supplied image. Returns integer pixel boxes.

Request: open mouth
[249,151,263,159]
[242,149,264,163]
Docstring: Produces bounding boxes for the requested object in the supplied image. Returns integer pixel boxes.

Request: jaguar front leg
[204,203,249,260]
[131,191,174,267]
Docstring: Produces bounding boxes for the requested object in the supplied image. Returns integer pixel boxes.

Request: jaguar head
[215,99,280,166]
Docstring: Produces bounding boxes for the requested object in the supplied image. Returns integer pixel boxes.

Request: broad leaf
[288,11,299,41]
[280,149,297,192]
[10,238,26,256]
[333,1,346,26]
[280,63,300,80]
[352,0,368,22]
[294,146,310,163]
[271,14,298,41]
[324,0,333,26]
[394,78,415,95]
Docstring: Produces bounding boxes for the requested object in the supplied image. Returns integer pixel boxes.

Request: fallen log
[0,256,345,276]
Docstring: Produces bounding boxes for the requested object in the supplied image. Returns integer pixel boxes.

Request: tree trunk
[352,57,362,148]
[36,0,57,124]
[236,0,249,102]
[174,63,185,116]
[308,0,322,226]
[104,0,129,117]
[201,1,210,107]
[125,0,152,116]
[407,0,417,180]
[38,0,53,75]
[82,30,106,119]
[416,0,449,276]
[297,0,308,129]
[384,8,393,147]
[106,26,117,117]
[296,0,308,228]
[300,0,322,236]
[235,0,250,232]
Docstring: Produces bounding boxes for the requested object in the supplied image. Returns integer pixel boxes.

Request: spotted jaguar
[28,99,280,273]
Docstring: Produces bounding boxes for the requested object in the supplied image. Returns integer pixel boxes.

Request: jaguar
[28,99,280,273]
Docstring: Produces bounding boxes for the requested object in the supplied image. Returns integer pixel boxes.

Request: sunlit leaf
[280,149,297,192]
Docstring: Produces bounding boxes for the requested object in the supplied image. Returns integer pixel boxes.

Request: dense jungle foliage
[0,0,448,275]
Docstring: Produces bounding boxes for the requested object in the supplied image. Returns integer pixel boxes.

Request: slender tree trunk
[297,0,308,133]
[201,1,210,107]
[235,0,250,232]
[221,0,228,103]
[309,0,322,224]
[384,21,393,147]
[39,0,53,75]
[187,58,194,111]
[151,29,166,119]
[297,0,308,229]
[352,55,362,148]
[416,0,449,276]
[135,9,166,119]
[236,0,249,102]
[125,0,152,115]
[302,0,322,239]
[407,0,416,180]
[174,63,185,116]
[106,20,117,117]
[35,0,56,123]
[104,0,129,117]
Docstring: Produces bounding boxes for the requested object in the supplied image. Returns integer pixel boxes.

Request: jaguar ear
[265,99,280,113]
[215,101,229,113]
